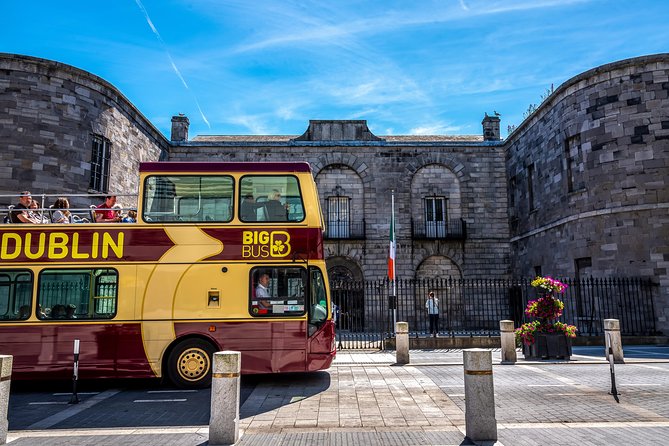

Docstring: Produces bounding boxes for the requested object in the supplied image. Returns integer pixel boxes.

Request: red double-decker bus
[0,162,335,388]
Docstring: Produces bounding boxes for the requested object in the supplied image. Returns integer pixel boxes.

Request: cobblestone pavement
[6,347,669,445]
[422,362,669,423]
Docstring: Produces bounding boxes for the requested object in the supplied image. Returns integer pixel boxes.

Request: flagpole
[391,190,397,331]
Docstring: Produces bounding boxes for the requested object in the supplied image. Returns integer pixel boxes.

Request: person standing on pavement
[426,291,439,337]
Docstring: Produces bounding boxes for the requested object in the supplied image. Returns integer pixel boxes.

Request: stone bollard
[463,349,497,442]
[499,320,517,364]
[604,319,624,364]
[395,321,410,365]
[209,351,241,446]
[0,355,12,445]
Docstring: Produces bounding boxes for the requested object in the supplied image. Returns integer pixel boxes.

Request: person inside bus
[10,191,41,224]
[37,304,48,319]
[265,189,288,221]
[18,305,31,320]
[51,197,73,223]
[240,194,260,221]
[65,304,77,319]
[95,195,122,223]
[255,272,272,309]
[51,304,67,319]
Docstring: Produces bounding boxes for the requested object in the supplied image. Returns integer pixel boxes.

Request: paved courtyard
[6,347,669,445]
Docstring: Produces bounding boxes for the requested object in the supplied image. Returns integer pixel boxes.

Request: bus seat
[4,205,14,224]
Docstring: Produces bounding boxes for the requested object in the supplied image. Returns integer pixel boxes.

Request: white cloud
[227,114,271,135]
[409,123,462,135]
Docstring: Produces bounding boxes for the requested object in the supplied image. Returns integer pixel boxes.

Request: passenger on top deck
[29,199,49,224]
[10,191,41,224]
[51,197,73,223]
[122,210,137,223]
[95,195,122,223]
[240,194,261,221]
[265,189,288,221]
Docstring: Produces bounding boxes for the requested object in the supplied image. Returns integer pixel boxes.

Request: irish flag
[388,194,396,281]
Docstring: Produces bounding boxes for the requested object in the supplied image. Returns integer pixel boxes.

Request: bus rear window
[239,176,304,222]
[0,270,33,321]
[143,175,234,223]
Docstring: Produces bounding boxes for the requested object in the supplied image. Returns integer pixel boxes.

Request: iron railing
[324,220,366,240]
[411,218,467,240]
[331,277,658,349]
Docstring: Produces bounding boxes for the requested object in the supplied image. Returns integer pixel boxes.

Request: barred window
[327,196,350,238]
[89,135,111,193]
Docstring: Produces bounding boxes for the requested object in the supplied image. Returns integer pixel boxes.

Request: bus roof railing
[1,193,139,224]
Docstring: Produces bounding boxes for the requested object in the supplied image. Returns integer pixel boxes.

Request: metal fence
[330,277,658,349]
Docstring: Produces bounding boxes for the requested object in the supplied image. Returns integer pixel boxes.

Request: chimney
[482,114,501,141]
[171,114,189,141]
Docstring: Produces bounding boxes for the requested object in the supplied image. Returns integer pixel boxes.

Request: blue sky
[4,0,669,139]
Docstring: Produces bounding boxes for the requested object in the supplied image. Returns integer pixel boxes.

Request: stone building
[169,118,509,283]
[0,52,667,331]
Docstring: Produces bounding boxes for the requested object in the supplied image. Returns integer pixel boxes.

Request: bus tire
[166,338,216,389]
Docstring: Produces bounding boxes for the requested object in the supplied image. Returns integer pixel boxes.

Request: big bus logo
[241,231,291,258]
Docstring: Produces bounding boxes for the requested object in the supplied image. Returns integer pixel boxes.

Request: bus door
[307,266,333,358]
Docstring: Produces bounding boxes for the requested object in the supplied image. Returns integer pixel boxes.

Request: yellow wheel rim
[176,347,210,382]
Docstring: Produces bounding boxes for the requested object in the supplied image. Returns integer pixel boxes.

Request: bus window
[37,269,118,320]
[143,175,234,223]
[239,176,305,223]
[308,267,328,334]
[250,267,307,317]
[0,270,33,321]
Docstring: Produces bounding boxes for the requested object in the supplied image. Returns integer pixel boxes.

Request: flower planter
[523,333,572,360]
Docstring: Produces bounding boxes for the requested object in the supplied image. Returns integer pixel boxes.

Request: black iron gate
[330,277,658,350]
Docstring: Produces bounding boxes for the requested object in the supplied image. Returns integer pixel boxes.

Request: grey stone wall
[0,53,167,209]
[506,54,669,332]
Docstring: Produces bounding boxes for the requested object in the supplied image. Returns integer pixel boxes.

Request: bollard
[0,355,12,445]
[604,319,624,364]
[499,320,517,364]
[209,351,241,446]
[395,322,410,365]
[69,339,80,404]
[463,349,497,442]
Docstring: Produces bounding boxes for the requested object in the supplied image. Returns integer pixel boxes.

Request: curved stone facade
[0,53,167,208]
[505,54,669,329]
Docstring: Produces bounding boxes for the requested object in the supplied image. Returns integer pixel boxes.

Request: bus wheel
[167,339,216,388]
